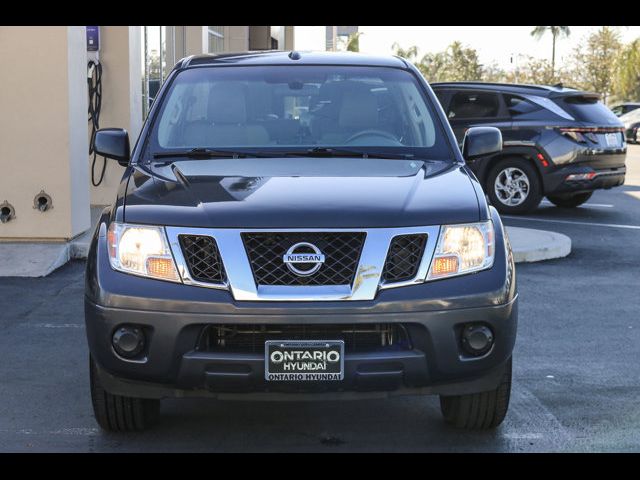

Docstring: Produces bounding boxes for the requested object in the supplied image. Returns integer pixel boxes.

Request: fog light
[112,325,145,358]
[461,324,494,356]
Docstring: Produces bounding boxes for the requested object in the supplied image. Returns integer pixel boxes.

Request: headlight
[107,223,180,282]
[427,221,495,280]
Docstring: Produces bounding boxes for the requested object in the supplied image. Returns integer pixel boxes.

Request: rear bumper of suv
[85,208,517,400]
[543,164,626,195]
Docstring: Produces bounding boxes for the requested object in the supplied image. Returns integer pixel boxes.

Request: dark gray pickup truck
[85,51,517,432]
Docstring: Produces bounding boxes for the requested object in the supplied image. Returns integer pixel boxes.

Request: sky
[294,26,640,70]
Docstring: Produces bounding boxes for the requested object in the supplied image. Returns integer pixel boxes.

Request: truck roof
[175,50,409,70]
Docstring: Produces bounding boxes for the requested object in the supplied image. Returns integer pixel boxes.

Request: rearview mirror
[93,128,130,166]
[462,127,502,161]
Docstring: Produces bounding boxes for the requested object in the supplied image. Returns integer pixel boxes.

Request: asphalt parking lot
[1,145,639,452]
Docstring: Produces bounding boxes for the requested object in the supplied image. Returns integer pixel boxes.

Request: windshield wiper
[152,147,417,161]
[279,147,415,160]
[152,148,267,160]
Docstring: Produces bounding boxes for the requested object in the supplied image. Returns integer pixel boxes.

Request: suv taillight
[559,126,624,143]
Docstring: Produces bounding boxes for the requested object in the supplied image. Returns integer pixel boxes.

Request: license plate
[605,132,620,147]
[265,340,344,381]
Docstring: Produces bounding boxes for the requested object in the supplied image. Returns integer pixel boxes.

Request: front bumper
[87,296,517,400]
[85,208,517,400]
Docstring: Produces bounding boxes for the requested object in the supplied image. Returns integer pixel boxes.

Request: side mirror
[93,128,130,167]
[462,127,502,161]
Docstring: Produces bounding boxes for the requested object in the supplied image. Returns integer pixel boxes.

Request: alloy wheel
[494,167,530,207]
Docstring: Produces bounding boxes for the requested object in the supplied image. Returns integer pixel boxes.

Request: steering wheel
[345,129,400,145]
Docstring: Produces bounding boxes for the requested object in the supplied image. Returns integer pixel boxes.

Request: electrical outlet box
[86,26,100,51]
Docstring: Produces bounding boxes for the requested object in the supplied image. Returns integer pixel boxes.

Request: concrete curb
[506,226,572,263]
[1,225,572,277]
[0,243,70,277]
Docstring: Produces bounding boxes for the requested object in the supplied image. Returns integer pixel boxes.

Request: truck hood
[123,157,480,228]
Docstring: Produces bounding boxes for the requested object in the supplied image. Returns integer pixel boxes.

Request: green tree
[344,32,362,52]
[481,62,508,83]
[440,41,483,81]
[569,27,622,103]
[508,56,560,85]
[392,42,419,62]
[530,26,571,77]
[392,43,430,77]
[613,39,640,101]
[394,41,489,82]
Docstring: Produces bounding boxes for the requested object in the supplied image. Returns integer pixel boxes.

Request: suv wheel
[90,355,160,432]
[546,192,593,208]
[487,158,542,214]
[439,357,512,430]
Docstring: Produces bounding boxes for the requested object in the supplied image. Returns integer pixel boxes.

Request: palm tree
[345,32,363,52]
[530,26,571,77]
[392,42,420,62]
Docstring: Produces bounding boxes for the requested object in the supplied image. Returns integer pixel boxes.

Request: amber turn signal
[431,255,459,277]
[146,257,180,281]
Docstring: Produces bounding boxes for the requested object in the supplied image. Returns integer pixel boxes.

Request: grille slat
[197,323,411,353]
[242,232,366,286]
[382,234,427,283]
[179,235,227,284]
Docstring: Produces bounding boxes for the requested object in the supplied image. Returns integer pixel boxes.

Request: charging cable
[88,60,105,186]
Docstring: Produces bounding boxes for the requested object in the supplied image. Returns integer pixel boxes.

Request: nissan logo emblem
[282,242,325,276]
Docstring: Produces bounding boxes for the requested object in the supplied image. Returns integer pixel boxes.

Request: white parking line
[32,323,84,328]
[504,216,640,230]
[0,427,99,436]
[540,200,614,209]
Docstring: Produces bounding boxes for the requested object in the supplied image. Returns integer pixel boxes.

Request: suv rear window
[447,92,500,119]
[554,95,619,124]
[504,94,542,117]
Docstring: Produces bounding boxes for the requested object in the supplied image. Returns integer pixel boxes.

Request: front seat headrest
[208,83,247,124]
[338,86,379,129]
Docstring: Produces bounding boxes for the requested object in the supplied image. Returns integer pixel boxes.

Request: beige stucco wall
[0,25,295,241]
[89,26,142,206]
[0,26,90,241]
[224,26,249,51]
[184,26,208,56]
[284,26,295,50]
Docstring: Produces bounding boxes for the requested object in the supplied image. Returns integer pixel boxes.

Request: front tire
[90,355,160,432]
[546,191,593,208]
[439,357,512,430]
[486,158,542,214]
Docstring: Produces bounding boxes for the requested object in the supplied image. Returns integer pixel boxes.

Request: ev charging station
[0,26,142,246]
[86,26,107,187]
[0,25,292,274]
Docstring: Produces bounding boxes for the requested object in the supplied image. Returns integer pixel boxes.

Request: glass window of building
[208,26,225,53]
[142,26,167,119]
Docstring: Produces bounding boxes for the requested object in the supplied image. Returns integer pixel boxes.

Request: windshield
[148,65,453,159]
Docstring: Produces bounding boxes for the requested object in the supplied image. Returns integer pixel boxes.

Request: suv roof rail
[173,55,198,70]
[430,81,554,92]
[179,55,199,69]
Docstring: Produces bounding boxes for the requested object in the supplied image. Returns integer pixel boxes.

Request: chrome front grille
[242,232,366,286]
[382,234,428,283]
[179,235,226,284]
[165,226,440,301]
